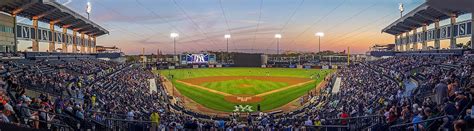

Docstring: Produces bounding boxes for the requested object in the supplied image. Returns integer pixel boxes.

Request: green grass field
[155,68,333,112]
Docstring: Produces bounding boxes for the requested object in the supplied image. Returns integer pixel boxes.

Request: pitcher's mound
[225,95,262,103]
[238,84,254,88]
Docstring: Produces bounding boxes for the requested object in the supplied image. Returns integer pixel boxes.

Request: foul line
[255,80,314,97]
[175,80,233,96]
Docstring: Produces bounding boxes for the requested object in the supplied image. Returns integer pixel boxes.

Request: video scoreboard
[180,54,216,64]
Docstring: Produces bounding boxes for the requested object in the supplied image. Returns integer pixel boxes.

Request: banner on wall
[15,23,96,45]
[396,20,472,45]
[297,65,303,69]
[322,65,329,69]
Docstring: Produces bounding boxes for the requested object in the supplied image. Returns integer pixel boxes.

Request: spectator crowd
[0,54,471,130]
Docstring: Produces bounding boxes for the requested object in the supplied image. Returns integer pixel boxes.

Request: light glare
[315,32,324,37]
[274,34,282,39]
[170,33,179,38]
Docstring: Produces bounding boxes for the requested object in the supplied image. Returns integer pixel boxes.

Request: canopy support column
[93,36,96,53]
[72,30,77,53]
[80,33,85,53]
[422,24,428,50]
[450,15,457,49]
[471,13,473,49]
[434,20,441,49]
[88,35,91,53]
[405,32,410,51]
[12,14,17,52]
[394,35,399,51]
[32,18,39,52]
[49,22,55,52]
[62,27,67,52]
[413,28,418,50]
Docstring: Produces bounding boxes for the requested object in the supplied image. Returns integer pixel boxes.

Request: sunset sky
[16,0,472,54]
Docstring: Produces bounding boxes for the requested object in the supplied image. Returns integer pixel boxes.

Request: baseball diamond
[157,67,333,112]
[2,0,473,130]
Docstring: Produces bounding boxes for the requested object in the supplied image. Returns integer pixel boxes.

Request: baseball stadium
[0,0,473,131]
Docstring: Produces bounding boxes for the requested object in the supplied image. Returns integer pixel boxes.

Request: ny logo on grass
[233,105,253,112]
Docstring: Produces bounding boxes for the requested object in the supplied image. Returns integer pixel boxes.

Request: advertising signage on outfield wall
[15,23,95,46]
[395,20,472,45]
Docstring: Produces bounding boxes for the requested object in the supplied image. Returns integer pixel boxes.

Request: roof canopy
[382,2,468,35]
[0,0,108,36]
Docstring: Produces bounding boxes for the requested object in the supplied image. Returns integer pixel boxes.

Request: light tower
[224,34,231,64]
[274,34,282,54]
[315,32,324,53]
[225,34,231,53]
[86,2,92,19]
[170,32,179,62]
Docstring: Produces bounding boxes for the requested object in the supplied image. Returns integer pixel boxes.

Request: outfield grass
[156,68,333,112]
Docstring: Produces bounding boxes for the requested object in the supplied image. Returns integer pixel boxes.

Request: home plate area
[224,94,263,103]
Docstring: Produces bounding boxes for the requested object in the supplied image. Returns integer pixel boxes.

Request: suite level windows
[0,24,13,33]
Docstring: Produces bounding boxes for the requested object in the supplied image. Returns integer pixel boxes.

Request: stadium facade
[382,0,473,51]
[0,0,108,53]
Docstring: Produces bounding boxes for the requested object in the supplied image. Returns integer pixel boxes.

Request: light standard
[225,34,231,53]
[315,32,324,53]
[170,32,179,62]
[315,32,324,63]
[224,34,231,64]
[274,34,282,54]
[86,2,91,20]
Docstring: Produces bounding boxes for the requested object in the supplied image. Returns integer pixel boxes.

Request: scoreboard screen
[181,54,215,64]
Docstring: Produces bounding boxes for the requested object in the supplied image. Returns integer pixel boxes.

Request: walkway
[149,78,157,93]
[403,79,417,97]
[331,77,341,94]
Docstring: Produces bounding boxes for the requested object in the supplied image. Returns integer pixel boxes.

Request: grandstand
[0,0,472,130]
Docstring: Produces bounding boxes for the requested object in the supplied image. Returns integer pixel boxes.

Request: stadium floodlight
[315,32,324,53]
[86,2,92,19]
[275,34,282,55]
[225,34,231,53]
[170,33,179,38]
[170,32,179,57]
[399,3,404,18]
[274,34,282,39]
[315,32,324,37]
[224,34,231,63]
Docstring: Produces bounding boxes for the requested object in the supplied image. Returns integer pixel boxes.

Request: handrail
[457,93,473,120]
[389,115,447,129]
[23,116,72,129]
[323,115,384,121]
[309,125,349,128]
[104,117,155,123]
[16,106,76,129]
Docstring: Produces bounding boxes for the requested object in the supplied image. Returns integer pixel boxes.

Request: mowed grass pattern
[200,79,288,95]
[156,68,334,112]
[159,68,324,79]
